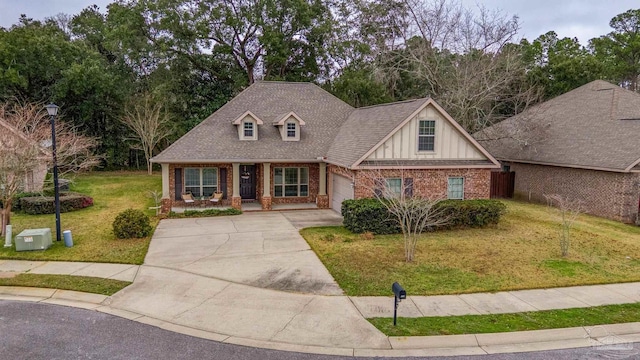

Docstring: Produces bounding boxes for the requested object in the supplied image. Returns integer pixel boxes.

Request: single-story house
[476,80,640,224]
[152,81,500,213]
[0,119,48,193]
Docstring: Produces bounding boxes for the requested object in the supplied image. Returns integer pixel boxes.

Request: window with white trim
[274,167,308,197]
[184,168,218,197]
[418,120,435,151]
[385,178,402,197]
[243,121,254,138]
[286,122,296,138]
[447,177,464,199]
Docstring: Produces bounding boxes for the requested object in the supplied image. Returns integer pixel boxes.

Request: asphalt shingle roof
[326,99,430,167]
[152,82,354,163]
[154,81,492,169]
[476,80,640,172]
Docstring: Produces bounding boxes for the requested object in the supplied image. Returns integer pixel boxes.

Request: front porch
[161,161,330,213]
[170,201,318,213]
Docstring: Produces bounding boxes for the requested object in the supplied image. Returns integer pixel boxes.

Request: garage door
[332,174,353,214]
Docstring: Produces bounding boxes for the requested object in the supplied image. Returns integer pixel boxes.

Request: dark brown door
[240,165,256,200]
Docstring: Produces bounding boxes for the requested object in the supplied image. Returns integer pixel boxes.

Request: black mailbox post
[392,282,406,326]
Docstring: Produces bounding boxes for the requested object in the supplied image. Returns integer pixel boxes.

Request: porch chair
[181,193,196,208]
[209,191,223,207]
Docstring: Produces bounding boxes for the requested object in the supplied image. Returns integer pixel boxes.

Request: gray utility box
[15,228,52,252]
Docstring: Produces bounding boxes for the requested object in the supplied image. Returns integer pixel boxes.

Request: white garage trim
[331,173,354,213]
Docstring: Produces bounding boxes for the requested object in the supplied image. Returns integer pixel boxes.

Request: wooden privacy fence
[490,171,515,199]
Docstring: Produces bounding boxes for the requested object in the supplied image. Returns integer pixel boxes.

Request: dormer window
[244,121,254,137]
[232,111,263,141]
[286,122,297,138]
[273,112,305,141]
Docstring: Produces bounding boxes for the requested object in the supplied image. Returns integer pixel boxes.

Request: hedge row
[341,198,506,234]
[19,193,94,215]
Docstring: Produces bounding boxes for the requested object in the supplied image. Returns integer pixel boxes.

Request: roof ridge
[353,97,429,110]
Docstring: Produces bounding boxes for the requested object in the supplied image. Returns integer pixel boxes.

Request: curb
[2,287,639,357]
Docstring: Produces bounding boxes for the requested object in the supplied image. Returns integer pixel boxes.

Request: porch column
[161,164,170,199]
[317,162,329,208]
[160,163,171,214]
[261,162,272,210]
[231,162,241,209]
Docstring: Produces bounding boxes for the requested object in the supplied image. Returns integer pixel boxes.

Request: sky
[0,0,638,44]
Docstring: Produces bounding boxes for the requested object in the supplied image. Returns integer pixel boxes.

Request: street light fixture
[45,103,61,242]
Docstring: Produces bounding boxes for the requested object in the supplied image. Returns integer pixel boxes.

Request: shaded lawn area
[0,171,160,264]
[0,274,130,296]
[369,303,640,336]
[301,200,640,296]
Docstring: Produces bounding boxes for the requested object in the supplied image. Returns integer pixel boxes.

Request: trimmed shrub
[434,199,507,228]
[341,198,401,234]
[113,209,152,239]
[167,208,242,218]
[19,193,94,215]
[341,198,506,234]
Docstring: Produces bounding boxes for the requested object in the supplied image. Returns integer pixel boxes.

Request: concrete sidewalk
[351,282,640,318]
[0,260,139,282]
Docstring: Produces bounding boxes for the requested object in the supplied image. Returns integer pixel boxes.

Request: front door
[239,165,256,200]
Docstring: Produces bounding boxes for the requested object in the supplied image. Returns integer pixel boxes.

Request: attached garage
[331,173,353,213]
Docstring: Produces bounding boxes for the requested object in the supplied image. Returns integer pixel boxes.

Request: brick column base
[231,196,242,210]
[316,195,329,209]
[160,198,172,214]
[261,196,272,210]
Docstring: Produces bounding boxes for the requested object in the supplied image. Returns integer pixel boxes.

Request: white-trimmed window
[243,121,254,138]
[274,167,308,197]
[447,177,464,199]
[385,178,402,197]
[286,122,296,138]
[418,120,436,151]
[185,168,218,197]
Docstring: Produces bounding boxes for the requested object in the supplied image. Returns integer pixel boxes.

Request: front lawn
[0,274,131,296]
[301,200,640,296]
[369,303,640,336]
[0,171,160,264]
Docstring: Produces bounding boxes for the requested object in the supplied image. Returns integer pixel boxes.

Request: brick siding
[353,168,491,199]
[508,162,640,224]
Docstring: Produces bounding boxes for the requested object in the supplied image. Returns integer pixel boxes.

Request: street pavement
[3,210,640,357]
[3,300,640,360]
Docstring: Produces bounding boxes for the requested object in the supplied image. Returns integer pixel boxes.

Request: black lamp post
[45,104,61,242]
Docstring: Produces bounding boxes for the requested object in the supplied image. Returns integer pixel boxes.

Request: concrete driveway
[144,210,343,295]
[108,210,390,350]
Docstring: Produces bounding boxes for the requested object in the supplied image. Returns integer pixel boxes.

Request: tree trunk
[147,159,152,175]
[1,200,12,238]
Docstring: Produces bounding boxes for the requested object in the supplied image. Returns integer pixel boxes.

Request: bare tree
[371,0,542,133]
[544,194,584,257]
[356,167,450,262]
[0,101,100,237]
[121,94,173,175]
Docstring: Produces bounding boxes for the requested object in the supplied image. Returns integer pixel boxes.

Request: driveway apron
[108,210,390,349]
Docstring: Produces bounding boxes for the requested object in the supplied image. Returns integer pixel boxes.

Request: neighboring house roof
[476,80,640,172]
[153,81,498,169]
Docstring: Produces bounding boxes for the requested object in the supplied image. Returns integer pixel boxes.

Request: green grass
[0,273,130,295]
[369,303,640,336]
[0,171,161,264]
[301,200,640,296]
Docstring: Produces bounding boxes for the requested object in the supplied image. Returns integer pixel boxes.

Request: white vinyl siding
[184,168,218,197]
[366,104,487,160]
[274,167,309,197]
[447,177,464,199]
